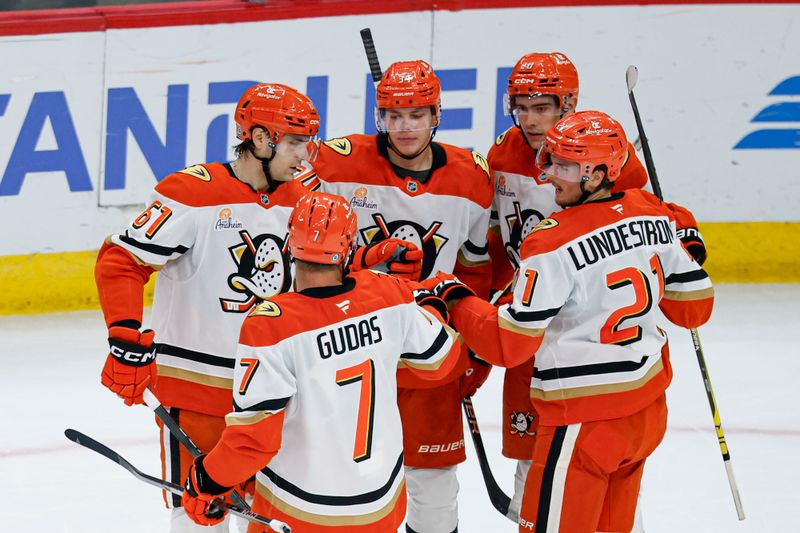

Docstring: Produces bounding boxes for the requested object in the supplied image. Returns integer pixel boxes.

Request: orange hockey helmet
[288,192,358,266]
[506,52,579,115]
[375,60,441,131]
[536,110,628,182]
[235,83,320,144]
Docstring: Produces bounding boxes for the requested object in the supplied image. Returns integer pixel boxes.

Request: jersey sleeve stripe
[117,234,189,257]
[234,397,291,413]
[157,343,235,369]
[224,410,277,426]
[400,326,449,361]
[463,239,489,256]
[507,305,562,323]
[663,287,715,301]
[498,315,545,338]
[261,452,404,506]
[665,269,709,285]
[534,354,651,381]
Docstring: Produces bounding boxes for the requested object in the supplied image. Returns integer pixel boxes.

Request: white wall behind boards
[1,4,798,255]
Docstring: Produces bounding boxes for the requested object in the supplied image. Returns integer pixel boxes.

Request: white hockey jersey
[109,162,307,415]
[204,270,460,528]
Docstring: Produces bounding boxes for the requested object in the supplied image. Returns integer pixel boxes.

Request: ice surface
[1,284,797,531]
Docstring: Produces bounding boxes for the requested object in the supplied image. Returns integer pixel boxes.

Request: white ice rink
[2,283,798,532]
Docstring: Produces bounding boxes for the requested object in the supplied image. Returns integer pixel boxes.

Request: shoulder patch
[249,300,282,318]
[177,164,211,182]
[324,137,352,156]
[531,218,559,234]
[495,131,507,146]
[471,151,491,179]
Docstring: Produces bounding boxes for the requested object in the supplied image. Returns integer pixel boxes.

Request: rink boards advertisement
[0,0,798,313]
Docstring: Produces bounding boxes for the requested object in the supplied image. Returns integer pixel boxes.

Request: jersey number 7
[336,359,376,463]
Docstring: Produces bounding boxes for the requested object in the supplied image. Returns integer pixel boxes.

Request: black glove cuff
[192,455,232,496]
[412,289,449,321]
[108,336,156,367]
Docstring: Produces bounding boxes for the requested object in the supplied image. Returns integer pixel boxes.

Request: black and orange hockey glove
[352,238,424,281]
[101,325,157,406]
[183,455,233,527]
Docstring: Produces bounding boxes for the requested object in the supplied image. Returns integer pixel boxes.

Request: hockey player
[430,110,714,533]
[298,60,494,533]
[93,83,323,532]
[488,52,707,519]
[180,191,462,532]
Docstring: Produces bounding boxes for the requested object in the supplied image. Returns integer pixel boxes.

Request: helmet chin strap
[383,127,438,161]
[562,176,595,208]
[249,142,277,185]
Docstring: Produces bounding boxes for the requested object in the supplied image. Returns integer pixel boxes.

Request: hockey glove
[423,271,477,307]
[182,455,233,527]
[411,286,449,323]
[677,227,707,265]
[352,238,424,281]
[101,326,157,406]
[460,351,492,399]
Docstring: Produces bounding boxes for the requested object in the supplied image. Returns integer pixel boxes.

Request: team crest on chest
[509,411,536,437]
[360,213,448,279]
[504,201,546,269]
[219,230,292,313]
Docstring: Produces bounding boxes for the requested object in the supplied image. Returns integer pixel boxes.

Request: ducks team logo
[509,411,536,437]
[504,201,546,269]
[219,230,292,313]
[360,213,448,279]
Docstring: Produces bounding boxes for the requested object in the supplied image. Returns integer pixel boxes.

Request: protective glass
[375,106,439,133]
[275,134,319,162]
[504,93,562,126]
[535,147,584,182]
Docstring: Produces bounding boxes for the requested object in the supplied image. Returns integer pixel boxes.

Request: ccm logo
[111,346,156,365]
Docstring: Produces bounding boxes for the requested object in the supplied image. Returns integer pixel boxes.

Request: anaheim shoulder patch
[249,300,282,318]
[471,151,491,179]
[495,131,507,146]
[178,164,211,182]
[324,137,352,156]
[531,218,559,234]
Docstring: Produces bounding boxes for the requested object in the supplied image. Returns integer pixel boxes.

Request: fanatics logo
[214,207,243,231]
[336,300,350,314]
[611,204,624,214]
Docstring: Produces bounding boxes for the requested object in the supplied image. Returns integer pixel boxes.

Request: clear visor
[535,147,584,182]
[375,106,439,133]
[275,134,319,163]
[504,93,562,126]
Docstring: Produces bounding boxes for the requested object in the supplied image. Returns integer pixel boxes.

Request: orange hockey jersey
[202,270,461,530]
[451,189,714,426]
[95,163,308,416]
[299,134,494,297]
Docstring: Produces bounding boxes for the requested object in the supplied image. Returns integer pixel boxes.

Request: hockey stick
[463,396,513,519]
[64,429,291,533]
[360,28,383,84]
[142,388,253,512]
[625,65,745,521]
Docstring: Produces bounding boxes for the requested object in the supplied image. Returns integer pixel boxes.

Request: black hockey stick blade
[462,397,514,520]
[142,389,251,511]
[64,429,291,533]
[360,28,383,83]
